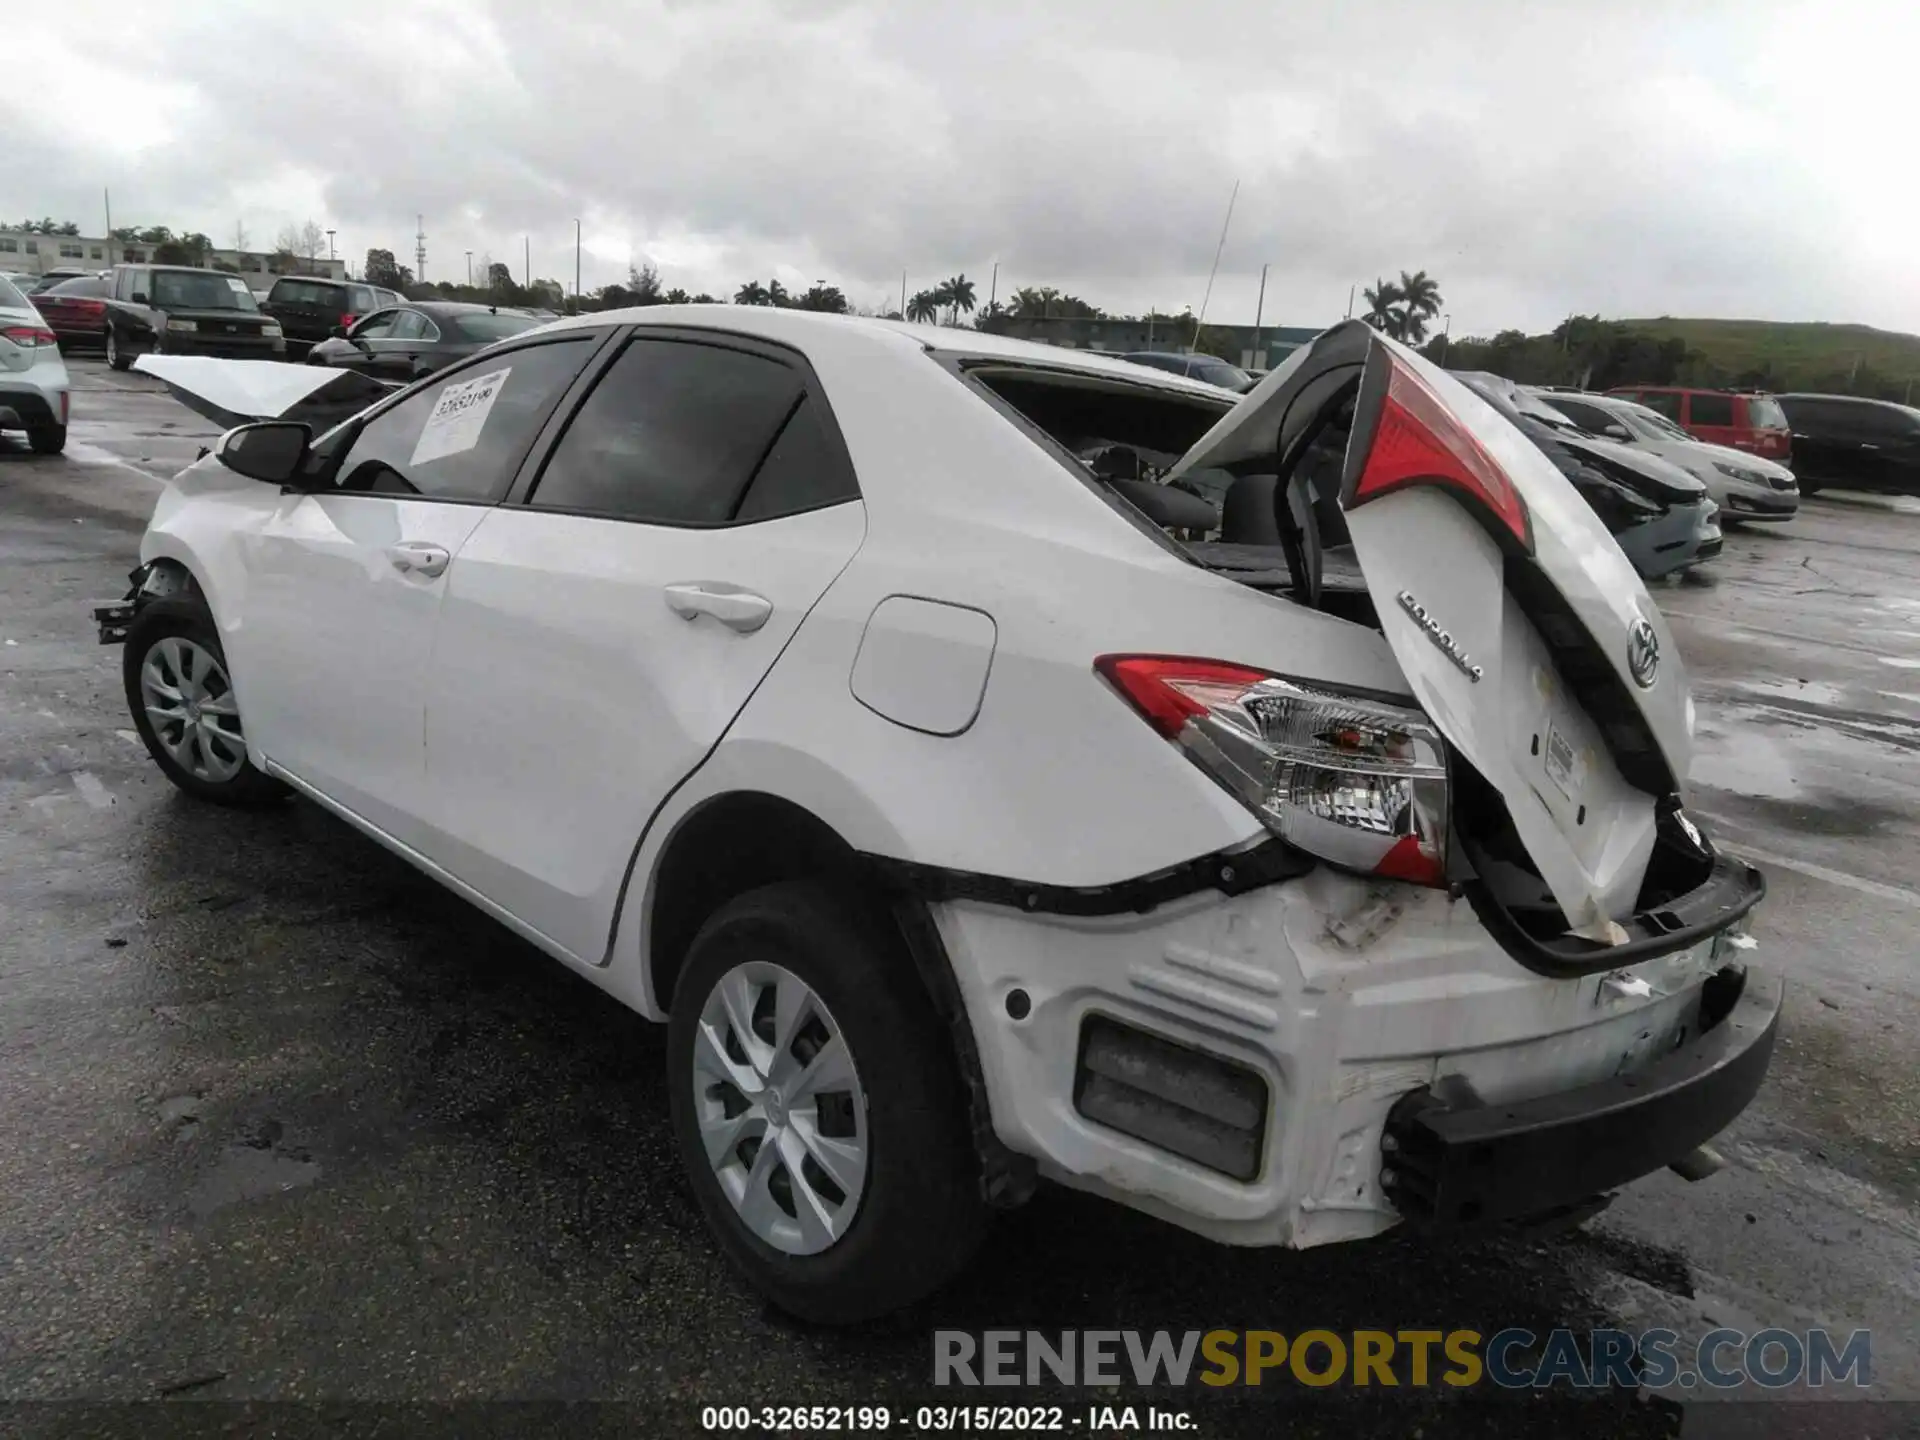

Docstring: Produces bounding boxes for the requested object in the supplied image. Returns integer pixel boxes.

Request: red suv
[1605,385,1792,464]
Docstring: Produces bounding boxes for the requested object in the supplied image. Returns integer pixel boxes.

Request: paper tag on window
[410,367,512,466]
[227,277,250,293]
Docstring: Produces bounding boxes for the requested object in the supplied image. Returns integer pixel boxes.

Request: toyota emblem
[1628,619,1661,688]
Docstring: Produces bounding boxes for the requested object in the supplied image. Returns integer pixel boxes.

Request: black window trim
[499,323,863,528]
[311,327,621,508]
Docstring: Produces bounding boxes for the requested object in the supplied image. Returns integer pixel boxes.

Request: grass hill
[1621,319,1920,399]
[1437,317,1920,401]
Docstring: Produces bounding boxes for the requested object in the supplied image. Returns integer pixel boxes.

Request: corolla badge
[1395,590,1484,683]
[1628,618,1661,689]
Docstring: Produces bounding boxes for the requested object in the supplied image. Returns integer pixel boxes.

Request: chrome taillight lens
[1096,656,1450,886]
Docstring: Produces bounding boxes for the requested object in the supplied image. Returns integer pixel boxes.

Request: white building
[0,228,346,282]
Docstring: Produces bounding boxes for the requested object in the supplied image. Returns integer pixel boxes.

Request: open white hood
[133,354,399,430]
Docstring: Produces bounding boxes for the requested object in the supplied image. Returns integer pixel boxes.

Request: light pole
[574,219,581,308]
[466,250,473,287]
[1439,313,1451,366]
[326,229,335,260]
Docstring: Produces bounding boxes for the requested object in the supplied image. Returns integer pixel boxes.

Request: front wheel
[123,596,288,808]
[105,325,132,371]
[668,881,988,1324]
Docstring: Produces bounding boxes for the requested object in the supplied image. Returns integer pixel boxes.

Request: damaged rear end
[980,321,1777,1242]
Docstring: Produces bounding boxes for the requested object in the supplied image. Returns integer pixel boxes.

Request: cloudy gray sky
[4,0,1909,336]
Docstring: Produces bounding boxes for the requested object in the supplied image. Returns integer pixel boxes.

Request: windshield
[1191,360,1253,390]
[47,275,109,298]
[0,275,26,309]
[152,270,261,312]
[1746,395,1788,430]
[451,311,542,342]
[1620,402,1691,441]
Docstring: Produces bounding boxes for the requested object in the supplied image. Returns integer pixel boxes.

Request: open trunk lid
[1168,322,1720,944]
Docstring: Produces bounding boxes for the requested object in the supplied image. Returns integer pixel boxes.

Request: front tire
[28,423,65,455]
[668,881,987,1324]
[123,596,288,808]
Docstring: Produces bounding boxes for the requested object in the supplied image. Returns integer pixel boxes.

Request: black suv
[1776,394,1920,496]
[262,275,406,357]
[103,265,286,370]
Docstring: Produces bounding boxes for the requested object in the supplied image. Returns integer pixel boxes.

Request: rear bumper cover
[0,385,61,430]
[1382,962,1780,1225]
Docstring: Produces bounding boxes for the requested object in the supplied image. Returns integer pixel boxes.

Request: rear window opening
[964,363,1377,625]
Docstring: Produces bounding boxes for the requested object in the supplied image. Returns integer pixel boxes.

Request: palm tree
[1362,279,1404,336]
[1396,270,1443,345]
[766,279,791,308]
[734,280,771,306]
[906,289,941,324]
[942,273,976,326]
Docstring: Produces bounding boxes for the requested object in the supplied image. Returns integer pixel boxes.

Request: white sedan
[103,310,1774,1322]
[1536,389,1799,523]
[0,271,70,453]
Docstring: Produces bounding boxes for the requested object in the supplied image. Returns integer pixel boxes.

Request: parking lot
[1,358,1916,1436]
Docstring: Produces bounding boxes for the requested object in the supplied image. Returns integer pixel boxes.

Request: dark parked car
[1775,394,1920,496]
[261,275,406,357]
[23,267,98,296]
[1121,350,1256,392]
[103,265,286,370]
[29,273,111,350]
[304,302,544,382]
[1453,371,1719,579]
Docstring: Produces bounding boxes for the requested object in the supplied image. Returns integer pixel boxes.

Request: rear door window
[1636,391,1682,421]
[350,286,379,312]
[329,339,598,502]
[1745,395,1788,430]
[1686,393,1734,427]
[524,336,809,525]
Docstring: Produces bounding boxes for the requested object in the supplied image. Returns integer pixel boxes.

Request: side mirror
[329,325,347,339]
[131,291,149,305]
[215,421,311,486]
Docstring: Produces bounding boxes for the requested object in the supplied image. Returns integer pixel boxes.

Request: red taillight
[76,300,105,318]
[1094,655,1269,738]
[3,326,58,347]
[1351,357,1532,550]
[1095,655,1452,888]
[340,312,357,330]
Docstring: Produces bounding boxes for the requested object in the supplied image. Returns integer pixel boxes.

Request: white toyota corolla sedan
[104,311,1774,1323]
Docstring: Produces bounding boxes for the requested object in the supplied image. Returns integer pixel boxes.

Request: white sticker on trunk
[1542,721,1580,800]
[410,366,511,466]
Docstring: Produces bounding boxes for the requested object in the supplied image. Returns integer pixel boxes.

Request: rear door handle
[664,583,773,634]
[386,541,450,578]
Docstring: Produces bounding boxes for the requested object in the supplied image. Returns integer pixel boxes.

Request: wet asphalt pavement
[0,360,1915,1439]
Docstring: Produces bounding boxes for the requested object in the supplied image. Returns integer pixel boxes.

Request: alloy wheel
[139,635,247,783]
[693,961,869,1255]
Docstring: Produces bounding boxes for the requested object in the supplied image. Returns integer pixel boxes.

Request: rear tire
[106,325,131,372]
[28,423,65,455]
[123,596,288,808]
[668,880,988,1324]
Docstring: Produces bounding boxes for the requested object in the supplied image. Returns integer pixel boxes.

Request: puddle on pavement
[183,1120,321,1219]
[1689,727,1801,800]
[1728,677,1851,708]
